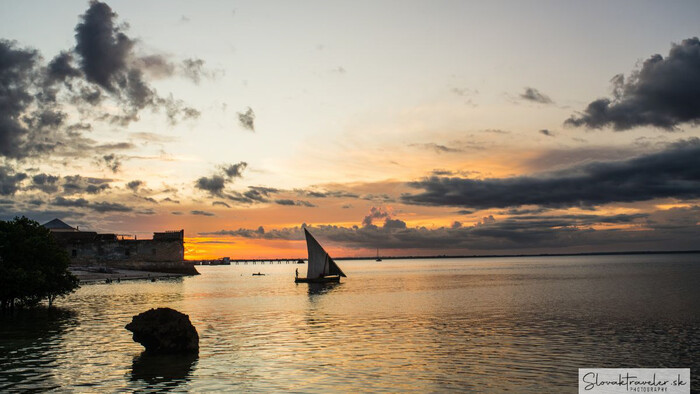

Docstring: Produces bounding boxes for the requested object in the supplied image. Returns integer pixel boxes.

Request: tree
[0,217,79,310]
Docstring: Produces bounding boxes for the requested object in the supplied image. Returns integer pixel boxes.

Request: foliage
[0,217,79,309]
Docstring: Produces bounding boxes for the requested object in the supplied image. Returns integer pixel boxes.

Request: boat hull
[295,276,341,284]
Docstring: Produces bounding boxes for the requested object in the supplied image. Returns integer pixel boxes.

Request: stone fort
[43,219,196,274]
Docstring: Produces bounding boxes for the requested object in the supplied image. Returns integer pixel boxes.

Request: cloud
[566,37,700,130]
[195,175,226,196]
[237,107,255,131]
[539,129,555,137]
[362,207,390,227]
[126,180,143,191]
[402,138,700,209]
[0,40,47,159]
[191,210,215,216]
[129,132,178,143]
[52,196,129,212]
[1,2,203,161]
[197,208,680,252]
[409,143,462,153]
[70,1,200,125]
[274,199,316,207]
[0,165,28,195]
[222,161,247,178]
[102,153,122,173]
[53,196,89,208]
[196,162,249,197]
[90,201,132,212]
[227,186,279,204]
[520,87,553,104]
[213,201,231,208]
[31,173,60,193]
[62,175,112,195]
[180,58,215,84]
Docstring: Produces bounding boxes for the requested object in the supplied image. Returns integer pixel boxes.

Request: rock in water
[125,308,199,354]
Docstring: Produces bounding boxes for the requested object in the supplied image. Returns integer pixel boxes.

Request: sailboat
[375,248,382,262]
[295,228,347,283]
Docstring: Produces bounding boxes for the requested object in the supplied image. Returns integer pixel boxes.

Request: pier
[193,259,305,266]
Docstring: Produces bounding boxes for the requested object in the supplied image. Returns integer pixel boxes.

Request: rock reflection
[130,352,198,390]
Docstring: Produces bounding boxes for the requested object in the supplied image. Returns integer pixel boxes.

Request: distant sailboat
[375,248,382,262]
[295,229,346,283]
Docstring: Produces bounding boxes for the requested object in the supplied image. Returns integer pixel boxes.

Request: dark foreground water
[1,254,699,392]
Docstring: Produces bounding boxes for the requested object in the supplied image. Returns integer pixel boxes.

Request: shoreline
[70,267,191,284]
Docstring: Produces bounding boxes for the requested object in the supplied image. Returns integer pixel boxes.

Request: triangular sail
[304,228,346,278]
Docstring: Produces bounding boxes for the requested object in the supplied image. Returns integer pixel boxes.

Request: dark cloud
[195,175,226,196]
[191,210,215,216]
[227,186,279,204]
[237,107,255,131]
[520,87,553,104]
[0,166,27,195]
[85,183,110,194]
[222,162,247,178]
[189,218,544,250]
[213,201,230,208]
[274,199,316,207]
[51,197,131,213]
[566,37,700,130]
[74,1,134,90]
[126,180,143,191]
[31,173,60,193]
[409,143,462,153]
[539,129,555,137]
[53,196,89,208]
[0,40,44,158]
[46,51,82,84]
[62,175,113,195]
[403,138,700,209]
[69,1,200,125]
[95,142,134,151]
[180,58,208,84]
[195,207,698,253]
[90,201,132,212]
[1,1,203,161]
[383,218,407,229]
[294,189,360,199]
[102,153,122,173]
[362,207,390,227]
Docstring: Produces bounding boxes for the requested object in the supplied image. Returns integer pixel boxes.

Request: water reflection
[130,352,198,391]
[0,307,78,392]
[305,282,341,296]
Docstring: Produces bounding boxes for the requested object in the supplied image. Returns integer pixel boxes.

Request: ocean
[1,253,699,392]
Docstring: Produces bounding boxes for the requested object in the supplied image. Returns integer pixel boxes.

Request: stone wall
[53,229,196,274]
[66,238,184,265]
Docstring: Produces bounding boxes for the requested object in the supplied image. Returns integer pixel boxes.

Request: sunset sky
[1,1,700,259]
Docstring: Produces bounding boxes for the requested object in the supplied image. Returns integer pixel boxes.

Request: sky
[1,0,700,259]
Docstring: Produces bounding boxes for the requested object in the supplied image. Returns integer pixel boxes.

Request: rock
[125,308,199,354]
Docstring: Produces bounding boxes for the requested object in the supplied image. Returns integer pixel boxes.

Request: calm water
[1,254,699,392]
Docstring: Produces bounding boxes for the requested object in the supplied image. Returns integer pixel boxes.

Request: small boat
[375,248,382,262]
[295,228,346,284]
[252,272,265,276]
